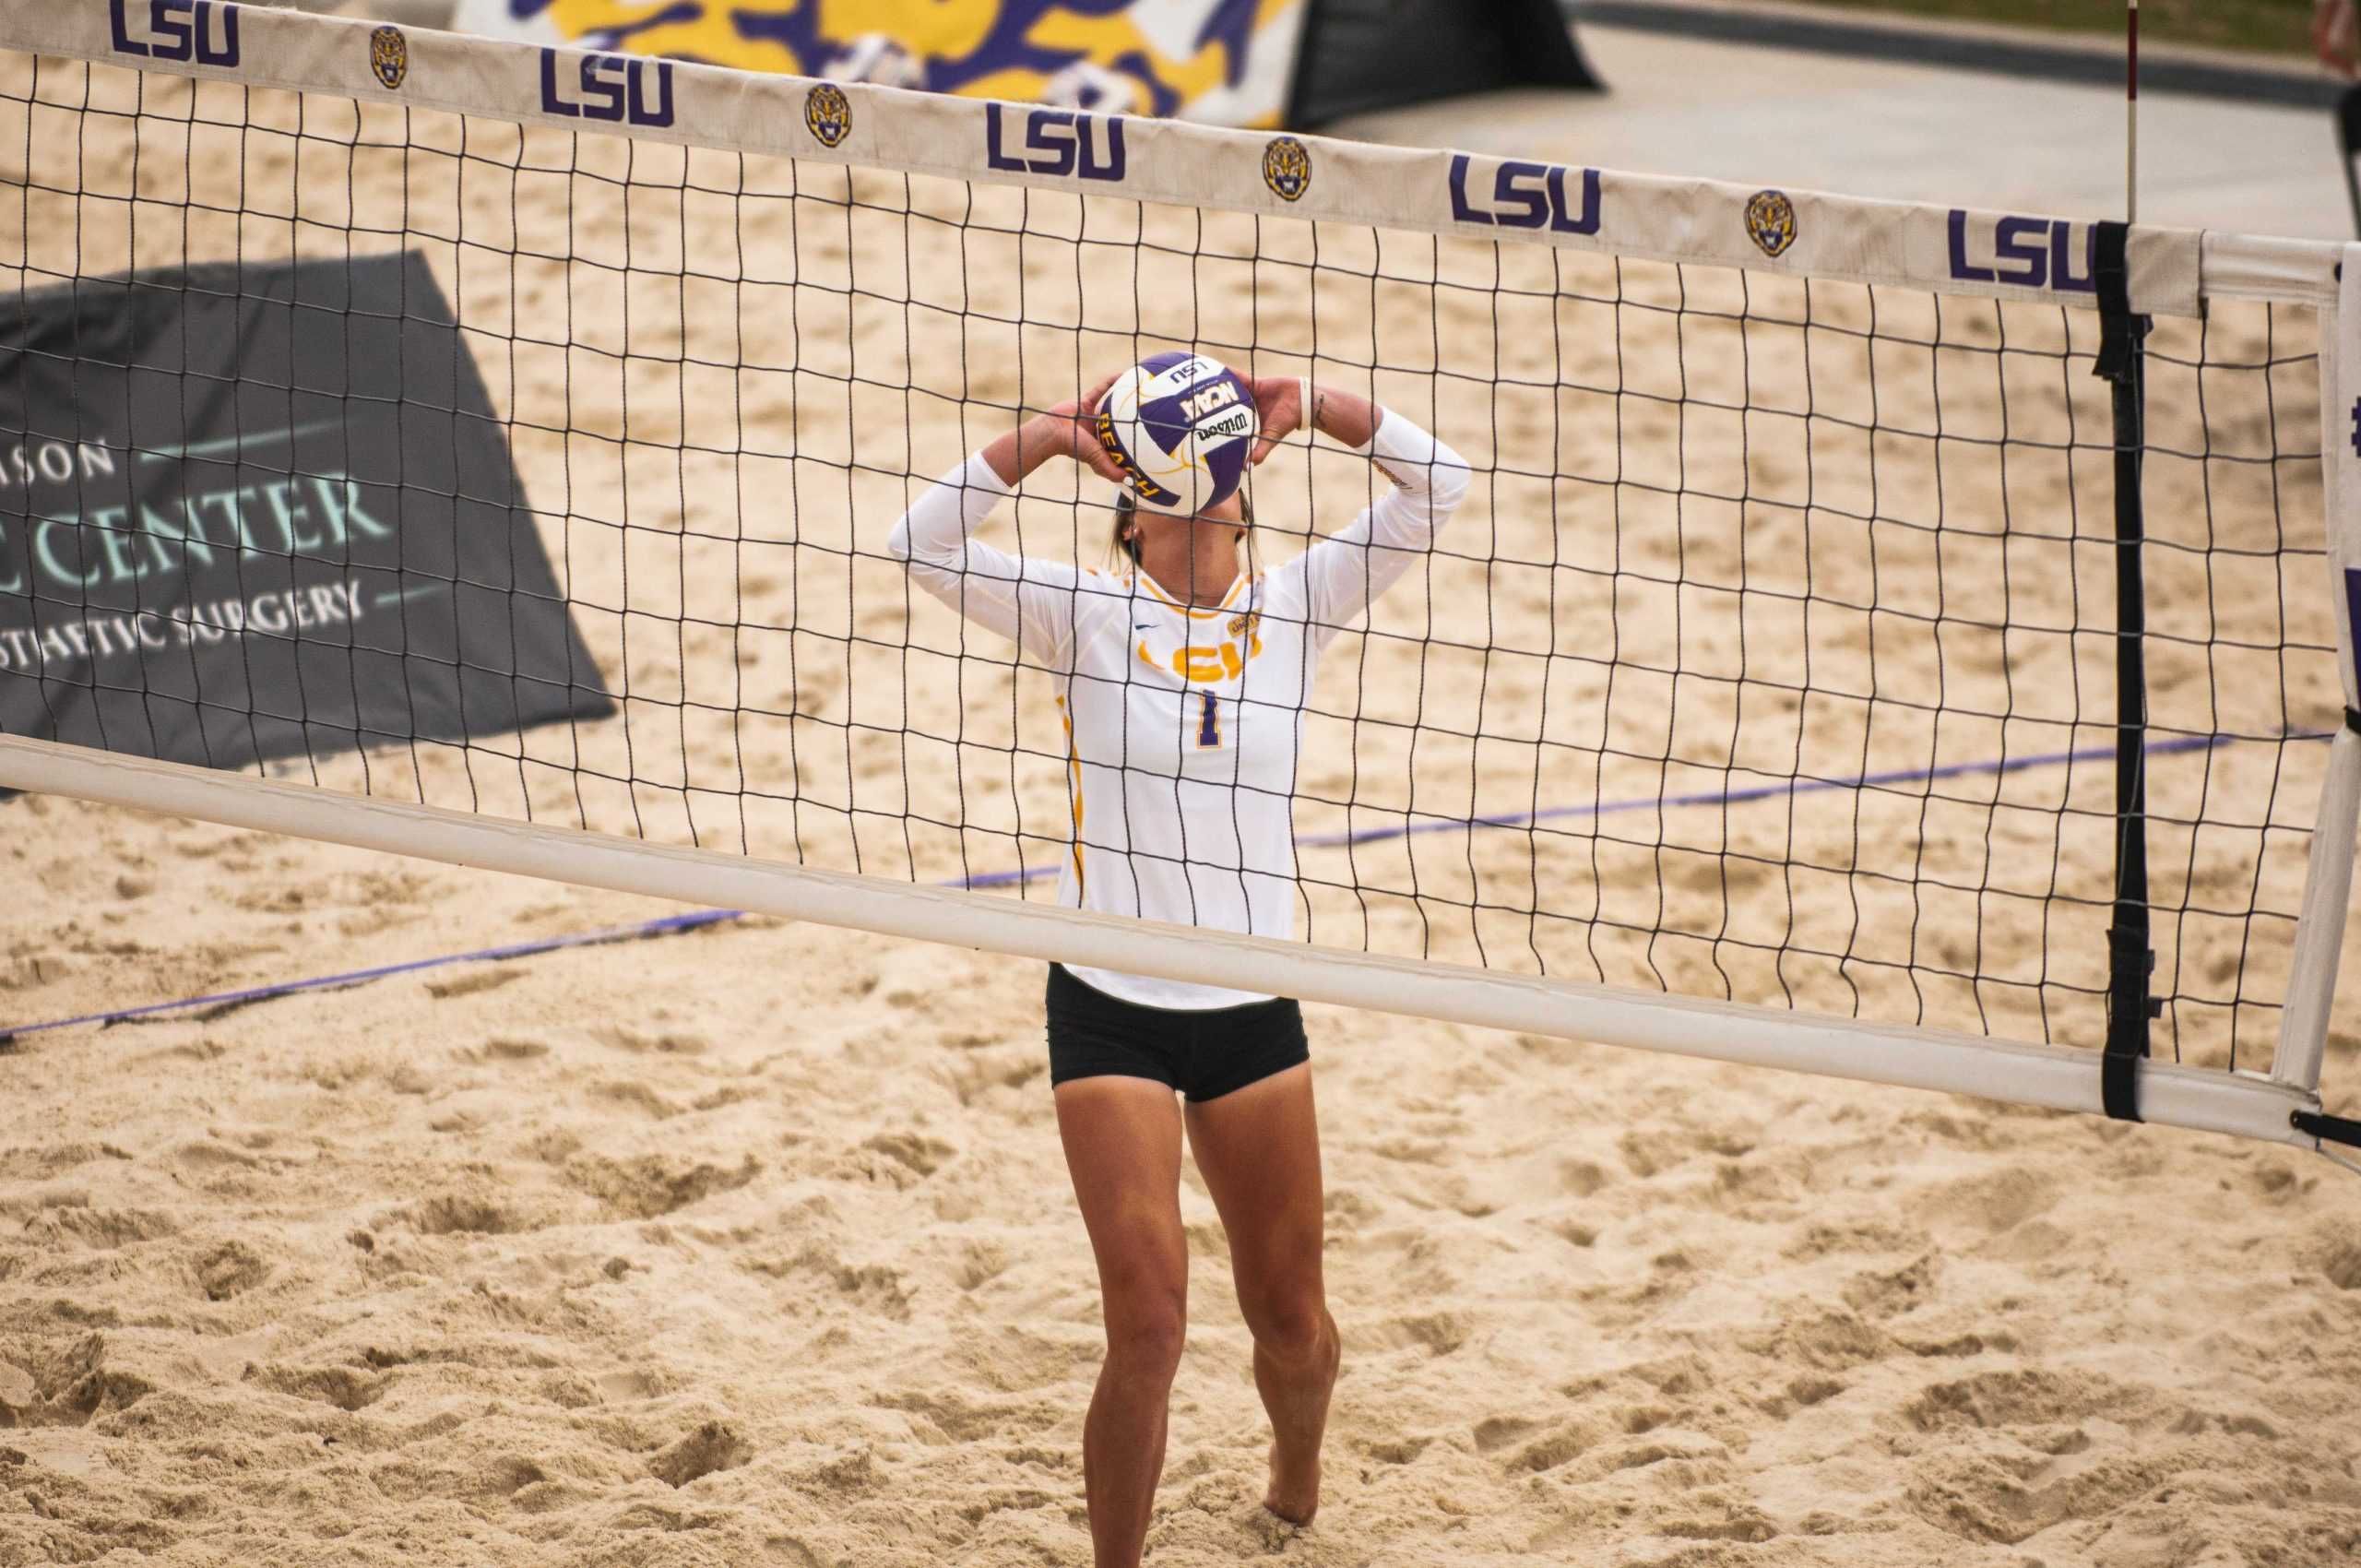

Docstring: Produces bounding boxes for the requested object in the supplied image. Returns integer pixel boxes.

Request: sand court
[4,15,2359,1566]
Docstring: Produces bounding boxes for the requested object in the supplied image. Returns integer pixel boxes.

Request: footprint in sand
[740,1244,912,1320]
[1507,1424,1597,1474]
[243,1362,386,1412]
[0,1144,133,1182]
[5,1333,148,1426]
[1323,1187,1381,1231]
[1902,1367,2127,1433]
[1780,1218,1928,1260]
[425,966,525,1001]
[1840,1253,1940,1318]
[955,1239,1009,1290]
[28,1206,179,1250]
[860,1130,955,1178]
[1360,1434,1432,1465]
[191,1239,270,1301]
[1473,1414,1538,1453]
[1368,1311,1473,1358]
[1557,1158,1613,1197]
[406,1194,540,1237]
[1924,1166,2061,1234]
[591,1081,684,1119]
[597,1367,671,1401]
[648,1420,753,1487]
[1655,1509,1779,1544]
[587,1023,713,1056]
[565,1152,760,1220]
[1771,1374,1846,1417]
[874,1386,1062,1444]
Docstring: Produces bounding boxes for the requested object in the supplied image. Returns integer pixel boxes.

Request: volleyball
[1093,352,1258,516]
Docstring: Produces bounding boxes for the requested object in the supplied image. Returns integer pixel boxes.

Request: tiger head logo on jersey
[805,83,852,148]
[1745,189,1797,258]
[1263,137,1311,203]
[369,26,408,90]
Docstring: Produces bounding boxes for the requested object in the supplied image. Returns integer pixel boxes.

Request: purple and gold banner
[450,0,1307,127]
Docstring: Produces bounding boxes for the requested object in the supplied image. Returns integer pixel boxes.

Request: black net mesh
[0,54,2336,1071]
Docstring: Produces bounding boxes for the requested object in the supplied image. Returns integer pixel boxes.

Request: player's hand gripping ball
[1094,352,1258,516]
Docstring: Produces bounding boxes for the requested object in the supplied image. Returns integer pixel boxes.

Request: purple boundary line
[0,910,743,1040]
[953,731,2234,887]
[0,731,2248,1040]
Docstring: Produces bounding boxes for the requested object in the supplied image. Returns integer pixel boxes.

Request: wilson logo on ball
[1095,352,1257,517]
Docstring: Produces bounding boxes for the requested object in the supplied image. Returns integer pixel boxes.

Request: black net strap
[2094,219,2154,1123]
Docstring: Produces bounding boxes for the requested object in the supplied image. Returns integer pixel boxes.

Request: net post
[2276,721,2361,1094]
[2275,249,2361,1103]
[2125,0,2139,222]
[2093,220,2155,1123]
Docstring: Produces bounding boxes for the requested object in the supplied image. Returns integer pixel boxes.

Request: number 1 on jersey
[1196,690,1220,748]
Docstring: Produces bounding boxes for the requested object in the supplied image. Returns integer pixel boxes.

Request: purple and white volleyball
[1093,352,1258,516]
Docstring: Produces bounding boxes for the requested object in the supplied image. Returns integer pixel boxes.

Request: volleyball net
[1,5,2355,1152]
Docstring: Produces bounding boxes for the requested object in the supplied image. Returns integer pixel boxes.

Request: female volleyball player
[888,367,1468,1563]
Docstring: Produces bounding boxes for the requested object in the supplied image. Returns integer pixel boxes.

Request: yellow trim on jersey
[1133,567,1253,619]
[1057,694,1086,894]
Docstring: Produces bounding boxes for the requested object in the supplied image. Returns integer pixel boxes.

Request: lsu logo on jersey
[1139,620,1266,684]
[1263,137,1311,203]
[1745,189,1797,258]
[109,0,239,66]
[804,83,852,148]
[370,27,409,91]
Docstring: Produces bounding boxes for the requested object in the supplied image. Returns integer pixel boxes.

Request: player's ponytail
[1113,488,1142,565]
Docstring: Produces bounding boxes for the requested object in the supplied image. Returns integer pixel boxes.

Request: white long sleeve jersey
[888,411,1471,1010]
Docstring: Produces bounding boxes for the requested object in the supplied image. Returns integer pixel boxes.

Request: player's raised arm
[1252,378,1470,638]
[886,374,1128,664]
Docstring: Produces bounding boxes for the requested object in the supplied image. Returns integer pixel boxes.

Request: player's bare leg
[1185,1063,1337,1525]
[1056,1076,1190,1567]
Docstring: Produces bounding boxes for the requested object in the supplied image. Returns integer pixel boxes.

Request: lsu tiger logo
[369,26,409,91]
[1263,137,1311,203]
[1745,189,1797,258]
[805,82,851,148]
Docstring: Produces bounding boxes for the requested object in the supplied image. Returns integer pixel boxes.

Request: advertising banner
[0,252,612,774]
[451,0,1310,126]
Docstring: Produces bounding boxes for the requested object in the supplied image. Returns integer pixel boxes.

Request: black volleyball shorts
[1045,963,1309,1102]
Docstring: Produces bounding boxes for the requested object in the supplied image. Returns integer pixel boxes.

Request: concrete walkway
[1336,16,2349,242]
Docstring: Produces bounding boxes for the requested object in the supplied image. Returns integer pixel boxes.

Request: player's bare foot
[1264,1439,1320,1526]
